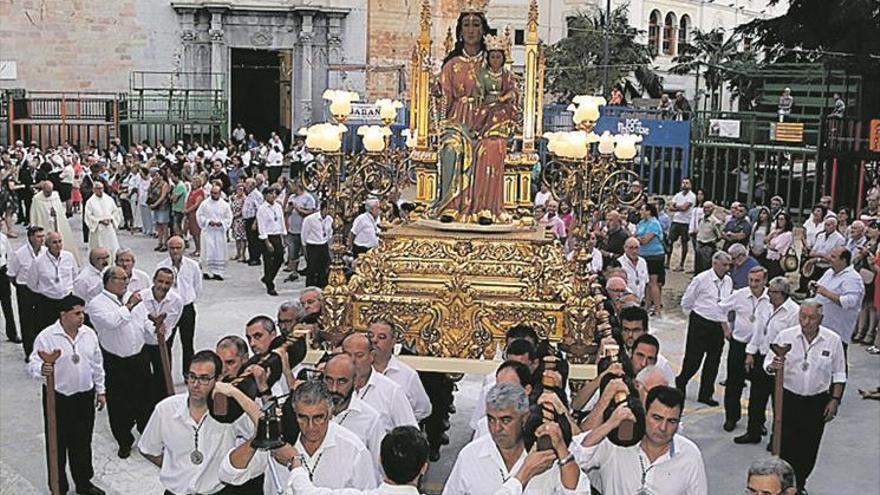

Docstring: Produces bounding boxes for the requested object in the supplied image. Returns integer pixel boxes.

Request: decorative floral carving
[250,31,272,47]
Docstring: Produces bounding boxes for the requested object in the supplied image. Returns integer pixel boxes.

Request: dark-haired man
[28,295,106,495]
[156,235,202,373]
[286,426,431,495]
[257,187,286,295]
[139,350,254,495]
[370,320,432,422]
[8,225,46,356]
[815,246,864,348]
[28,231,78,338]
[574,386,708,494]
[245,315,295,396]
[134,267,183,411]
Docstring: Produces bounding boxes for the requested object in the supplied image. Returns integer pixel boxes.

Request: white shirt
[617,254,649,303]
[257,201,287,239]
[681,269,733,322]
[719,287,772,344]
[134,287,184,346]
[815,265,865,343]
[443,434,590,495]
[357,370,417,429]
[267,149,284,167]
[764,325,847,396]
[286,467,421,495]
[747,298,801,356]
[73,264,105,302]
[301,212,334,246]
[85,290,145,358]
[333,395,389,480]
[671,190,697,224]
[0,233,8,268]
[572,433,707,495]
[139,393,254,495]
[377,356,432,422]
[219,421,378,492]
[534,191,552,207]
[128,267,151,293]
[8,243,46,284]
[352,212,380,249]
[156,256,203,306]
[27,322,106,395]
[811,230,845,257]
[27,250,78,300]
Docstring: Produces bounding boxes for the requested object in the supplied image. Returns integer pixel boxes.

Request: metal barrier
[3,91,119,149]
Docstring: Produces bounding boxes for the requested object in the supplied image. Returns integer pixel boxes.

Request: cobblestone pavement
[1,219,878,494]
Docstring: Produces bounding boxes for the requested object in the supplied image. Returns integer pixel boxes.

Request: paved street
[1,217,879,494]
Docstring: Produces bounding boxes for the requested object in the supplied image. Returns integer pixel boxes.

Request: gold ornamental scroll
[415,0,432,150]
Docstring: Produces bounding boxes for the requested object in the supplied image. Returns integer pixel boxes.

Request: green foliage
[544,5,662,103]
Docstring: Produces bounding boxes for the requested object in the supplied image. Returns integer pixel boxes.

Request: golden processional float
[299,0,644,380]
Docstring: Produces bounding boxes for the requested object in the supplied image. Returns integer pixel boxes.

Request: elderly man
[28,231,79,335]
[721,201,751,251]
[815,246,865,348]
[351,198,381,257]
[133,267,183,412]
[156,236,202,373]
[574,386,707,495]
[276,300,303,336]
[694,201,723,272]
[73,248,111,302]
[242,177,264,265]
[728,243,761,290]
[445,382,588,494]
[85,266,150,459]
[342,332,417,429]
[677,251,733,406]
[30,181,82,265]
[84,181,122,258]
[196,184,233,281]
[216,335,249,379]
[846,220,867,255]
[719,266,771,432]
[600,209,629,267]
[369,320,432,422]
[766,300,846,493]
[323,353,388,478]
[808,217,845,281]
[618,237,649,304]
[746,458,798,495]
[115,248,150,293]
[219,379,378,492]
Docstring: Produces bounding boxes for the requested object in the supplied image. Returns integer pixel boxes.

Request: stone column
[208,8,225,92]
[298,13,315,128]
[326,14,344,89]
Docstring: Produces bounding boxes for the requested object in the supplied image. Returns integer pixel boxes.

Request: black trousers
[724,338,749,423]
[261,235,284,291]
[168,303,196,374]
[244,217,262,263]
[780,389,829,490]
[0,266,17,340]
[120,199,133,228]
[745,353,774,436]
[14,283,36,358]
[695,242,716,273]
[102,348,151,449]
[34,294,66,342]
[267,166,282,185]
[305,243,330,288]
[676,311,724,401]
[42,387,95,493]
[419,371,455,450]
[352,244,371,258]
[144,343,172,414]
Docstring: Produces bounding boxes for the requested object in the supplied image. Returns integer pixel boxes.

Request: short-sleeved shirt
[171,182,187,213]
[636,218,665,257]
[723,217,752,249]
[671,190,697,224]
[287,192,316,234]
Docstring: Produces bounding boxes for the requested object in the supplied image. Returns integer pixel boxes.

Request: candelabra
[298,92,411,339]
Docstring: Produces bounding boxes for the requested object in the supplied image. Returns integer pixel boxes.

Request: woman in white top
[688,189,706,272]
[749,206,772,262]
[765,211,794,280]
[802,204,827,252]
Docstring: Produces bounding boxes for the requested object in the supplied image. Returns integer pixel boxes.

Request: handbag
[781,247,799,273]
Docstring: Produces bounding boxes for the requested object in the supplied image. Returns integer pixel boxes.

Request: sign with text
[709,119,741,139]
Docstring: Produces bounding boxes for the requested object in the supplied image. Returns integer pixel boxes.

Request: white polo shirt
[156,257,202,306]
[28,322,106,395]
[27,250,78,300]
[85,290,145,358]
[73,263,105,302]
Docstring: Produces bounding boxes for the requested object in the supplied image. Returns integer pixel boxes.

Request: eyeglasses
[184,373,216,384]
[744,488,783,495]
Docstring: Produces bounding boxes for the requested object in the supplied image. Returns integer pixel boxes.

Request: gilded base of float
[335,222,600,372]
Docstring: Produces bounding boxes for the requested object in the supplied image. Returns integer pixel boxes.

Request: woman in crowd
[750,206,772,266]
[230,183,248,262]
[184,175,206,257]
[853,220,880,350]
[764,211,793,280]
[148,168,171,251]
[802,204,827,255]
[837,207,851,239]
[637,203,666,317]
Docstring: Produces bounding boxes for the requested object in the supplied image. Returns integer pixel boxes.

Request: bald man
[73,248,111,302]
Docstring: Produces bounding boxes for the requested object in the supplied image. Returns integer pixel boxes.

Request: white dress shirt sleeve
[286,466,372,495]
[389,386,418,427]
[680,274,699,313]
[218,447,268,486]
[138,407,166,457]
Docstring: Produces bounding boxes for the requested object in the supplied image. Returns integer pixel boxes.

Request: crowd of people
[0,133,878,495]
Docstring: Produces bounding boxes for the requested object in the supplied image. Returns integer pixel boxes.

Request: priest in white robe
[196,184,233,280]
[84,181,123,258]
[30,180,82,265]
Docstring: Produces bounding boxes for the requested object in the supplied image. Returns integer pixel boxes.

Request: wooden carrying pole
[38,349,62,495]
[770,343,792,457]
[157,327,175,396]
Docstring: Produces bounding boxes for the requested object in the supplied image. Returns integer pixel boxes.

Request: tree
[669,28,743,112]
[544,5,662,103]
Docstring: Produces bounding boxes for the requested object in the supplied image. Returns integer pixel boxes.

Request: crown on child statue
[462,0,489,14]
[484,32,508,52]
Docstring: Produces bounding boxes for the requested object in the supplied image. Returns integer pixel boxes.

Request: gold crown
[462,0,489,14]
[484,32,508,52]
